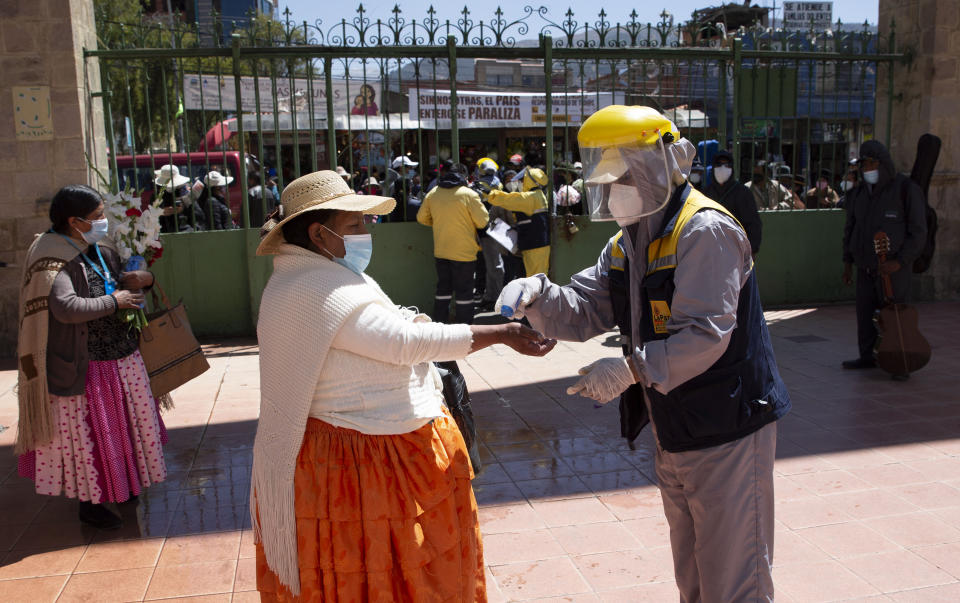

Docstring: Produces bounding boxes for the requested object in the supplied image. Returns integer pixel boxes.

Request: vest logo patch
[650,300,671,334]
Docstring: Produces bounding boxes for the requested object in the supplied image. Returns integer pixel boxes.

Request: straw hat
[154,164,190,191]
[335,165,352,181]
[256,170,395,256]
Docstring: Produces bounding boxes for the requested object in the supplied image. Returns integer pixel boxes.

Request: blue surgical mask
[321,224,373,275]
[76,218,109,245]
[862,169,880,185]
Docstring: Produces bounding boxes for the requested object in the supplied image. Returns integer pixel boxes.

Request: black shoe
[891,373,910,382]
[842,358,877,370]
[78,501,123,530]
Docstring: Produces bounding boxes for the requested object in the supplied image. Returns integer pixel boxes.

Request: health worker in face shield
[495,105,791,602]
[486,166,551,277]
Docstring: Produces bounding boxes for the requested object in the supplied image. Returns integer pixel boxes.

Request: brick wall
[878,0,960,300]
[0,0,106,356]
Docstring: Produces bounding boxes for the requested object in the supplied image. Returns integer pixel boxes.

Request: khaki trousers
[655,421,777,603]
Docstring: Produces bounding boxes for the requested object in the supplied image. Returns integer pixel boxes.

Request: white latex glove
[495,277,543,320]
[566,357,637,404]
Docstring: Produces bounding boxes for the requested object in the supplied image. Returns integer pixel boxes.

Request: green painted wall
[754,209,850,305]
[365,222,439,315]
[150,229,271,337]
[152,210,853,338]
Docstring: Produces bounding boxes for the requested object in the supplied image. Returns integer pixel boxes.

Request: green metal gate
[82,6,908,335]
[87,6,906,215]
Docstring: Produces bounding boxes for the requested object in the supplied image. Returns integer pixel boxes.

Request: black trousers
[434,258,476,324]
[503,253,526,283]
[855,266,912,361]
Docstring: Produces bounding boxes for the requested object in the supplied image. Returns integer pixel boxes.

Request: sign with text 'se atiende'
[782,1,833,31]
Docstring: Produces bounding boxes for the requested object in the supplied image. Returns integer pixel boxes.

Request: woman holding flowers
[253,170,556,601]
[16,185,169,529]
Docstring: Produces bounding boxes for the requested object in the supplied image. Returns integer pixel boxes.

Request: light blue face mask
[76,218,109,245]
[321,224,373,275]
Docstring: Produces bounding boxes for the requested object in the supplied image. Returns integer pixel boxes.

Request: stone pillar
[0,0,106,355]
[877,0,960,300]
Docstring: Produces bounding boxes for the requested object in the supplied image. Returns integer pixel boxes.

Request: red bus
[113,151,248,217]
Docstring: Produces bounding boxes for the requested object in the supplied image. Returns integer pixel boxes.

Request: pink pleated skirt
[18,349,168,504]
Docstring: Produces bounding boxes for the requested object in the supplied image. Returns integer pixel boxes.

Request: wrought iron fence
[84,5,907,231]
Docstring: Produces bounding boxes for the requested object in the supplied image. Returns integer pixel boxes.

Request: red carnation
[148,246,163,266]
[126,208,142,217]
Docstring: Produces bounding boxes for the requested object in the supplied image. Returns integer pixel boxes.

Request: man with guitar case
[841,138,932,379]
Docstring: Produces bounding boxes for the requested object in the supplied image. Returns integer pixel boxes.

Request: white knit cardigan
[251,244,472,595]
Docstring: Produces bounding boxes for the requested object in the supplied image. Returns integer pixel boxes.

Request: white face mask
[714,166,732,185]
[862,169,880,185]
[608,184,647,227]
[612,137,674,226]
[688,172,702,184]
[840,180,855,192]
[75,218,109,245]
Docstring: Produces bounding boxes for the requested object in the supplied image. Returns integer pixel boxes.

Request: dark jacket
[46,246,122,395]
[248,185,279,229]
[842,141,927,269]
[197,194,234,230]
[705,178,763,254]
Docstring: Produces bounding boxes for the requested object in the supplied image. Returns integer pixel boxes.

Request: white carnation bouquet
[103,190,164,264]
[102,190,165,330]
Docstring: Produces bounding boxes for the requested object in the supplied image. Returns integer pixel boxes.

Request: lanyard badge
[54,232,117,294]
[92,244,118,294]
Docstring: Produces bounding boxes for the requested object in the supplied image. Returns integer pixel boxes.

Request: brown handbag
[138,281,210,397]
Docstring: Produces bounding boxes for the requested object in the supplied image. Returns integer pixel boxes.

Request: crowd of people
[689,155,861,212]
[155,163,282,233]
[252,145,868,327]
[319,152,556,323]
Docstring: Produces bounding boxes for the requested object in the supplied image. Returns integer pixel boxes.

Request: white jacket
[252,244,472,595]
[313,299,473,433]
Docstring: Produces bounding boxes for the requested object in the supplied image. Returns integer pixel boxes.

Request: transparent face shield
[582,136,673,225]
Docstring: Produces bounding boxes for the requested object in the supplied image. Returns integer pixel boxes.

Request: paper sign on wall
[13,86,54,141]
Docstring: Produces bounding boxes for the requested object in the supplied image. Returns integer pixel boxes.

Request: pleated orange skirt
[255,412,486,602]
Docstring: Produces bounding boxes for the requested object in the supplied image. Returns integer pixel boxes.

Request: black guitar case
[908,134,941,274]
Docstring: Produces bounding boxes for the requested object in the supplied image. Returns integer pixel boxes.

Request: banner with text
[409,90,618,128]
[183,75,382,117]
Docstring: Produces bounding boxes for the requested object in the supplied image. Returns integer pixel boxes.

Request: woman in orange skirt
[252,170,555,601]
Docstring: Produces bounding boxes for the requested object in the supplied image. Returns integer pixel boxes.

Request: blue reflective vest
[608,188,791,453]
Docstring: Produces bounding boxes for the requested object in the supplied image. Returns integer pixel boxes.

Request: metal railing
[84,5,908,230]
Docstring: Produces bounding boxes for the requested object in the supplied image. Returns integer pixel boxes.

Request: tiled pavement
[1,302,959,602]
